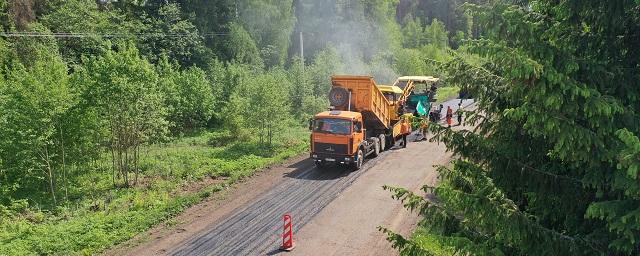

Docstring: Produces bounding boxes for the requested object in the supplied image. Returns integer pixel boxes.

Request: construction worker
[400,117,411,148]
[457,103,464,126]
[446,106,453,128]
[418,116,429,141]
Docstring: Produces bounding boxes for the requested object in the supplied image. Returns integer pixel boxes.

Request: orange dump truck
[309,76,405,169]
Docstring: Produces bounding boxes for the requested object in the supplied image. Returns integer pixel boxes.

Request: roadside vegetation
[0,0,467,254]
[382,1,640,256]
[434,86,460,104]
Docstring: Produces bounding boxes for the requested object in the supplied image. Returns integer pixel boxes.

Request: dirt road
[112,99,473,256]
[290,134,450,256]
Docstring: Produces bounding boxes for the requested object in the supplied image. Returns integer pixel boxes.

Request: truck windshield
[313,118,352,135]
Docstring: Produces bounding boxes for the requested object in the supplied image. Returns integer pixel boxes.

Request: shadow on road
[285,163,351,181]
[286,157,310,169]
[265,248,286,255]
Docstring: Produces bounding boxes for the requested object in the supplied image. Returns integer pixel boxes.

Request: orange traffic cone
[280,214,296,251]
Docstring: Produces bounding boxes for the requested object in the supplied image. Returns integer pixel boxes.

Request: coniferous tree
[382,1,640,255]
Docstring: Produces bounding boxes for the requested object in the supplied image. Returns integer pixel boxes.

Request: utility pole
[235,0,239,18]
[299,31,304,71]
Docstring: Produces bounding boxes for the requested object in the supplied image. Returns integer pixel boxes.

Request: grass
[435,86,460,104]
[0,127,309,255]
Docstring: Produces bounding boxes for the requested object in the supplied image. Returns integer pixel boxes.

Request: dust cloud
[296,0,399,84]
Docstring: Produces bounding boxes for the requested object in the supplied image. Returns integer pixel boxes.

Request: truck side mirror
[308,119,313,130]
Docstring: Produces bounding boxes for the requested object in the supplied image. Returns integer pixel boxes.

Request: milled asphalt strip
[171,163,333,255]
[239,155,388,256]
[212,156,386,256]
[214,171,337,253]
[182,161,317,243]
[245,156,387,255]
[173,164,326,255]
[170,152,387,256]
[250,157,388,255]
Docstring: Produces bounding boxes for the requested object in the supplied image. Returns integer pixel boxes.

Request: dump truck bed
[331,76,392,131]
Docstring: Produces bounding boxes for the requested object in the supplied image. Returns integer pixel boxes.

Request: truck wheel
[372,139,380,157]
[378,134,386,152]
[352,149,364,170]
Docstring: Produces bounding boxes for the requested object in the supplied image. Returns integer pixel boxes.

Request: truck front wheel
[353,149,364,170]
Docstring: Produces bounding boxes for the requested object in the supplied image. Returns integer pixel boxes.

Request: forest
[1,0,639,255]
[0,0,465,254]
[380,1,640,256]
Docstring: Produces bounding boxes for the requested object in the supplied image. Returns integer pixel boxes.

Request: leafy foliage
[0,49,72,205]
[157,58,215,133]
[382,1,640,255]
[138,3,212,67]
[74,44,168,187]
[39,0,123,65]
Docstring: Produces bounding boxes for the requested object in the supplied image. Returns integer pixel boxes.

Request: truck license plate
[325,158,336,162]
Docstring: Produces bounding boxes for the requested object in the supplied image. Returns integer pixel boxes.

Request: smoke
[296,0,400,84]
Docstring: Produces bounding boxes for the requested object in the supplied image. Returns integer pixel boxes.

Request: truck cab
[310,110,372,170]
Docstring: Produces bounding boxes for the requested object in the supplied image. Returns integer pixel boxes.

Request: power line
[0,31,229,38]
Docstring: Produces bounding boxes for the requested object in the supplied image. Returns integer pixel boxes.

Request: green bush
[207,130,237,147]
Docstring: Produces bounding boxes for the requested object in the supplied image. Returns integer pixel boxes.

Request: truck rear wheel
[372,138,380,157]
[378,134,386,151]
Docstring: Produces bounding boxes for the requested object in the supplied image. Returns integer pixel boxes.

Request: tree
[220,62,253,138]
[157,57,215,133]
[238,0,295,67]
[179,0,235,55]
[0,38,12,73]
[425,18,448,49]
[75,44,167,187]
[402,16,425,48]
[138,3,212,67]
[0,0,11,30]
[287,55,327,121]
[382,1,640,255]
[10,22,58,68]
[246,70,291,147]
[224,22,263,67]
[39,0,124,65]
[393,48,428,76]
[308,46,343,98]
[204,57,227,125]
[0,50,72,205]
